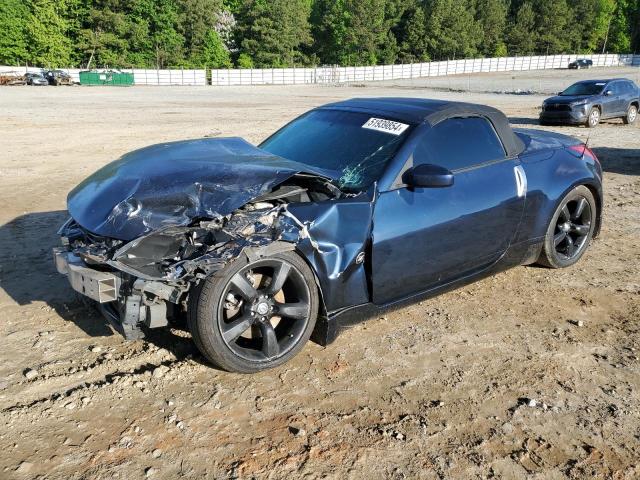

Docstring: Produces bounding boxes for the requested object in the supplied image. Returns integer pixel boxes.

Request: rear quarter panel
[516,147,603,244]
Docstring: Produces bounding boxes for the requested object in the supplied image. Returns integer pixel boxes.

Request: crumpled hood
[68,137,329,241]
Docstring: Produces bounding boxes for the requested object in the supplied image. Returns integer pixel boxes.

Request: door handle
[514,165,527,198]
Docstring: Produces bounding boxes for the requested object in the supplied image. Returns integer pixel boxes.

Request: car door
[602,82,624,117]
[613,81,629,114]
[620,81,636,111]
[370,117,526,304]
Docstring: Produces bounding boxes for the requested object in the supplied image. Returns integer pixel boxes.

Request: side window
[413,117,506,171]
[609,82,622,94]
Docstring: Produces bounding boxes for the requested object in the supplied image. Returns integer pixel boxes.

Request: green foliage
[200,29,232,67]
[507,2,537,55]
[180,0,223,56]
[78,1,136,68]
[535,0,572,54]
[0,0,30,64]
[632,0,640,52]
[568,0,616,52]
[476,0,508,56]
[313,0,405,65]
[0,0,637,69]
[423,0,483,60]
[236,52,253,68]
[236,0,312,67]
[394,5,430,63]
[27,0,74,67]
[138,0,185,68]
[607,0,634,52]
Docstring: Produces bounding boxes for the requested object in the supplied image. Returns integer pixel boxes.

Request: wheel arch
[582,182,602,238]
[290,245,341,345]
[291,245,329,318]
[552,180,602,239]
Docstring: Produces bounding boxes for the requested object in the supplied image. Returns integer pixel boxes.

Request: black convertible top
[320,97,525,157]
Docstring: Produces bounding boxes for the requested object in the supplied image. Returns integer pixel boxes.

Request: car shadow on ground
[509,116,631,128]
[0,210,201,362]
[508,116,541,126]
[592,146,640,175]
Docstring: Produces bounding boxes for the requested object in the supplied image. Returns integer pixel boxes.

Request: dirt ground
[0,66,639,480]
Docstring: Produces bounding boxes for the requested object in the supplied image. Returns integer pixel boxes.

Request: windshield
[560,82,605,96]
[260,109,412,191]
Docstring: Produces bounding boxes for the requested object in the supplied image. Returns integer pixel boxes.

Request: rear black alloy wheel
[189,252,319,373]
[623,104,638,125]
[538,185,596,269]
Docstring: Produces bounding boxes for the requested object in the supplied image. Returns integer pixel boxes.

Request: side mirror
[403,163,454,188]
[604,90,613,96]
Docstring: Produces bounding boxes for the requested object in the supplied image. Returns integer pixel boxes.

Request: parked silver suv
[540,78,639,127]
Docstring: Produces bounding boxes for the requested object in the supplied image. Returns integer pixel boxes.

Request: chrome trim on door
[514,165,527,198]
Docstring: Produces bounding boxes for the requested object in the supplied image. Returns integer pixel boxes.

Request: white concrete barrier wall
[2,54,638,86]
[131,69,206,85]
[211,53,640,86]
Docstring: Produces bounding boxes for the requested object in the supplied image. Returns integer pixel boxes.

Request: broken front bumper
[53,248,170,340]
[53,247,120,303]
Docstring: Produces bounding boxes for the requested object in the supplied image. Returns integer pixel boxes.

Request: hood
[544,95,594,104]
[68,137,331,241]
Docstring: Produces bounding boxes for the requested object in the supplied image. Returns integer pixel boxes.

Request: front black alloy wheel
[189,251,319,373]
[538,185,596,269]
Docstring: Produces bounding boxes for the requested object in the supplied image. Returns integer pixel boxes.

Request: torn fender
[283,196,374,312]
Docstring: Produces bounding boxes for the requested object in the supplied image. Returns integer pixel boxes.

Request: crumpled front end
[54,204,291,338]
[54,171,374,341]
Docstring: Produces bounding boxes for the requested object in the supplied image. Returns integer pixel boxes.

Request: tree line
[1,0,638,69]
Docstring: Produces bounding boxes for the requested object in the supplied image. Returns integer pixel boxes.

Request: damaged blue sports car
[54,98,603,372]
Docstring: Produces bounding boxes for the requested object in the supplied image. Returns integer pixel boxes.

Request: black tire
[537,185,596,269]
[623,104,638,125]
[188,251,319,373]
[586,107,600,128]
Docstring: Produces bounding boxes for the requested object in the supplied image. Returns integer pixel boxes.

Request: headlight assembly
[570,100,588,107]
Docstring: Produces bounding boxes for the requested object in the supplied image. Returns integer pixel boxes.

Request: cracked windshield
[260,109,412,191]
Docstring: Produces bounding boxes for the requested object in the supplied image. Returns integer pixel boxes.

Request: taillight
[568,144,599,165]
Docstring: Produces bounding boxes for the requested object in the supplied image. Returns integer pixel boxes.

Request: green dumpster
[79,70,134,86]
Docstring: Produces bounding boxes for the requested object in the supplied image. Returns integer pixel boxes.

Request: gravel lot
[0,66,639,479]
